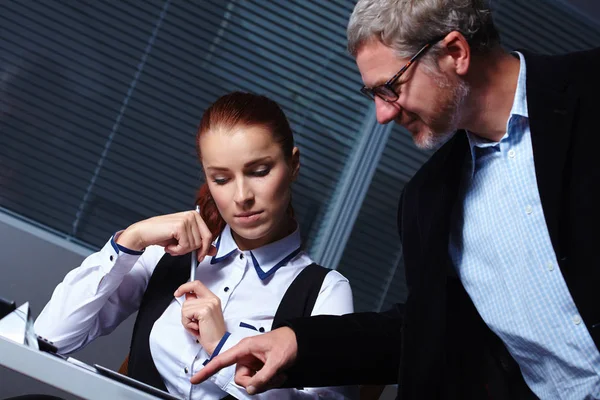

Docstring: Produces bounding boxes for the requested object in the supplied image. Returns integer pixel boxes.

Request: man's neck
[460,49,521,142]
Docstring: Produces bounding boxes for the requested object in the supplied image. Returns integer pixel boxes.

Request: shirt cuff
[110,231,145,255]
[202,331,231,366]
[206,325,262,390]
[97,234,144,280]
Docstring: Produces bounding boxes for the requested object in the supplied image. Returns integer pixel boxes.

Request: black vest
[126,252,329,396]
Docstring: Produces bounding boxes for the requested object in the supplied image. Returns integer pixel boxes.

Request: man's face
[356,40,468,149]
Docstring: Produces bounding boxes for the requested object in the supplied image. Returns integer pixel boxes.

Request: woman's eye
[212,177,229,185]
[252,168,270,177]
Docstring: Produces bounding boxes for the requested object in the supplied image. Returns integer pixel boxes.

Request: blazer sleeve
[277,303,404,387]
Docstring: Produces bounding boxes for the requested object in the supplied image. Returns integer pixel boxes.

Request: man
[192,0,600,398]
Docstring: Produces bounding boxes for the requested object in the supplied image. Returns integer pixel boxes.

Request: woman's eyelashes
[211,167,271,185]
[213,177,228,185]
[251,167,270,177]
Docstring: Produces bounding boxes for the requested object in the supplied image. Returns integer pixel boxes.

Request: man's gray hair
[347,0,500,59]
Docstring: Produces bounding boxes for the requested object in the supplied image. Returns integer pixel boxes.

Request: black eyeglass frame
[360,36,445,103]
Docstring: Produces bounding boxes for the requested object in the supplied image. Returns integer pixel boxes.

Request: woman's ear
[290,147,300,181]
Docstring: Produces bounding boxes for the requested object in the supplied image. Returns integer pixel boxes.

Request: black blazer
[284,48,600,399]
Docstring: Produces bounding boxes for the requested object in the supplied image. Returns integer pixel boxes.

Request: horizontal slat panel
[1,0,364,253]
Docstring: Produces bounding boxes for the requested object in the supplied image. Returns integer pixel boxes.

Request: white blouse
[34,225,357,399]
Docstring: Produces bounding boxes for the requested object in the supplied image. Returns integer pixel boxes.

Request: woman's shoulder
[291,253,350,292]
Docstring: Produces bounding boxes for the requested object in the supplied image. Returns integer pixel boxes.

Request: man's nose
[374,96,401,125]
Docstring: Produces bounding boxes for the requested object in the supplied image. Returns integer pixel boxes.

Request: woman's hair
[195,91,296,238]
[347,0,500,67]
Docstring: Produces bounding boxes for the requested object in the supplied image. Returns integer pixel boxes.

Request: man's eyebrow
[367,78,389,88]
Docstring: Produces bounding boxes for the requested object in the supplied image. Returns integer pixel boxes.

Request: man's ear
[290,147,300,181]
[439,31,471,76]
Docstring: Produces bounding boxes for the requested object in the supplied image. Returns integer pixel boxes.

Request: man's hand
[190,327,298,395]
[175,280,226,355]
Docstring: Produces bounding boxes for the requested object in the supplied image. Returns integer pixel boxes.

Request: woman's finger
[193,212,212,261]
[175,280,214,298]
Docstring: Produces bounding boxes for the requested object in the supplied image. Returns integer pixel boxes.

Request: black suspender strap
[272,263,330,330]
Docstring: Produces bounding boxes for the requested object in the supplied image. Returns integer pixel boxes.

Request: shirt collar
[210,224,302,281]
[509,51,529,120]
[465,51,529,175]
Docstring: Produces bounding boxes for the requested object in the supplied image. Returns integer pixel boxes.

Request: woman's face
[200,125,299,250]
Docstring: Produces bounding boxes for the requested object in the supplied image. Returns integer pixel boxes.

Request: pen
[190,205,200,282]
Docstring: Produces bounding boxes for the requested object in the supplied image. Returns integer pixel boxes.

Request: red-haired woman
[35,92,357,400]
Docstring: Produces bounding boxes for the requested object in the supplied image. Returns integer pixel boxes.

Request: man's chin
[412,128,456,151]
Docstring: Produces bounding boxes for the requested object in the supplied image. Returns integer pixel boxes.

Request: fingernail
[247,386,256,395]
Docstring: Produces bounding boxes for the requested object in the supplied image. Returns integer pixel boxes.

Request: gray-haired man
[193,1,600,398]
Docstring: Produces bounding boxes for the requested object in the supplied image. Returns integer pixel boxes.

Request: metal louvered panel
[337,127,430,312]
[1,0,368,250]
[493,0,600,53]
[337,0,600,313]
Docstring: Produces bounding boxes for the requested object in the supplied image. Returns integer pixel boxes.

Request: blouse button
[184,367,189,374]
[224,287,230,292]
[239,253,244,260]
[259,327,265,333]
[109,255,114,261]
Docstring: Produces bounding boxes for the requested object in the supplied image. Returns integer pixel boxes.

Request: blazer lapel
[399,133,470,395]
[418,132,469,274]
[525,51,578,260]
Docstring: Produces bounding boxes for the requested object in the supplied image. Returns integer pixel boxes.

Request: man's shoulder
[522,47,600,89]
[521,46,600,65]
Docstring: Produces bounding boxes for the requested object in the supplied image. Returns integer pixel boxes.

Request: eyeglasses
[360,37,444,103]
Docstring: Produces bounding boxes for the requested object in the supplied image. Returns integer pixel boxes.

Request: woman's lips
[234,211,263,224]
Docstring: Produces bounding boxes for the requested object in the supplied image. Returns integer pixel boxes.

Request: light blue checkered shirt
[449,52,600,399]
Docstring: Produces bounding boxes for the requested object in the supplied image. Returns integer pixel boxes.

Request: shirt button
[196,339,199,344]
[547,262,554,271]
[239,253,244,260]
[508,149,516,158]
[224,287,230,292]
[109,255,114,261]
[184,367,189,374]
[573,315,582,325]
[259,327,265,333]
[525,205,533,215]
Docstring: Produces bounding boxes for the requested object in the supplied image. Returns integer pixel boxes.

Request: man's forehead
[356,41,407,86]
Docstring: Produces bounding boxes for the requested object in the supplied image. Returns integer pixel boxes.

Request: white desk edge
[0,335,169,399]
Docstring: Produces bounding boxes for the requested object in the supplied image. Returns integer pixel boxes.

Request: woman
[34,92,357,399]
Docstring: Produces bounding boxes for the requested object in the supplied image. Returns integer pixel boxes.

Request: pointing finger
[190,345,247,384]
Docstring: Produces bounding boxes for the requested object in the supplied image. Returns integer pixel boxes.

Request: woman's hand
[175,280,227,356]
[116,211,216,261]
